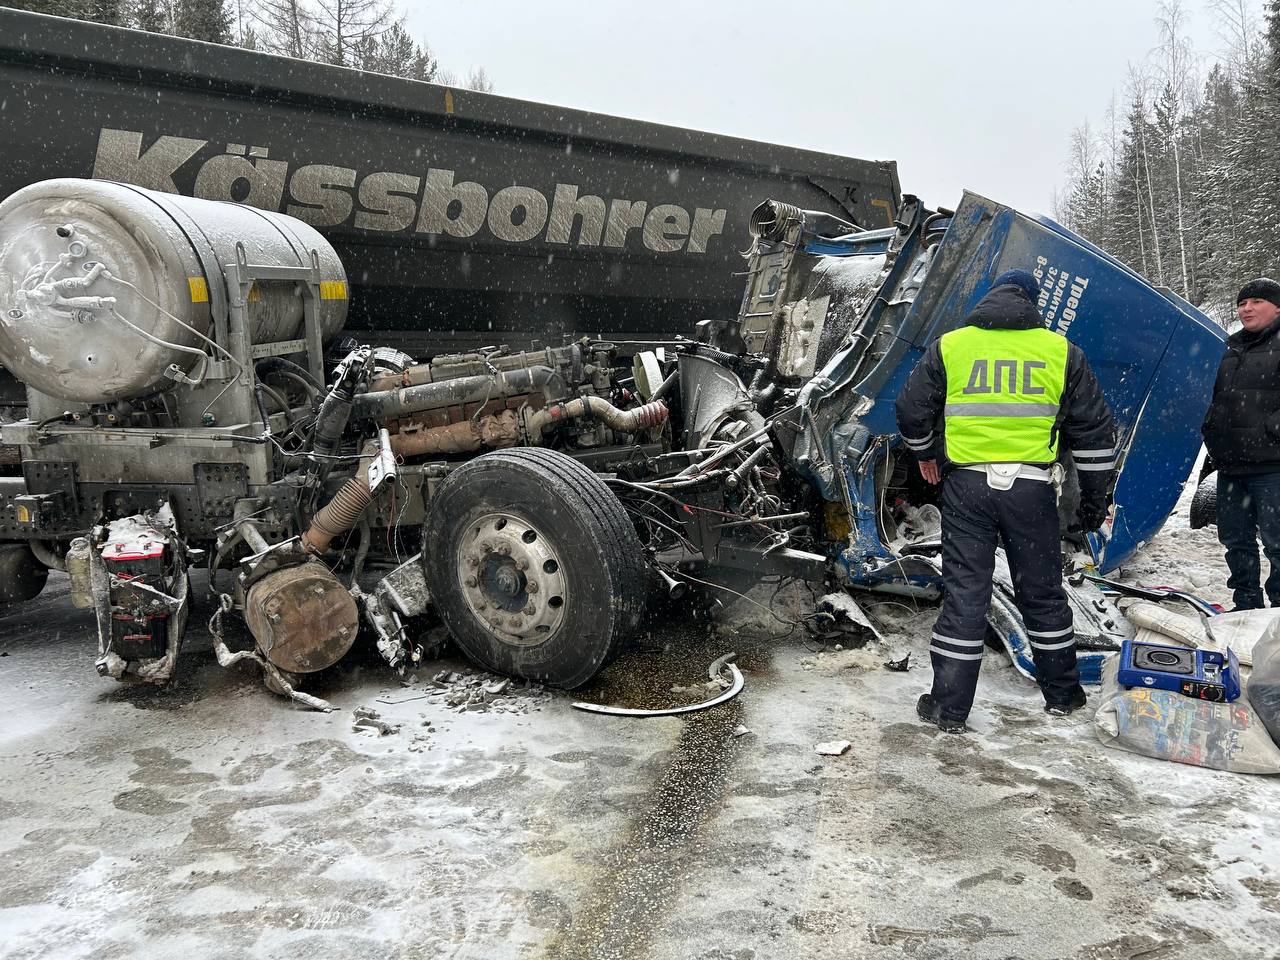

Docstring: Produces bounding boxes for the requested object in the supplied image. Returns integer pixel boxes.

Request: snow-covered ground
[0,475,1277,959]
[1113,469,1238,609]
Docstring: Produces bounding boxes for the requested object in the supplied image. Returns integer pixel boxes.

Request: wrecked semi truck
[0,170,1223,700]
[0,7,900,378]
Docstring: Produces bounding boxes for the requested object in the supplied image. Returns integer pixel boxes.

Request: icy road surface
[0,482,1277,960]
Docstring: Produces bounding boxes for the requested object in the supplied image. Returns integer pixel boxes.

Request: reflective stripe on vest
[939,326,1068,465]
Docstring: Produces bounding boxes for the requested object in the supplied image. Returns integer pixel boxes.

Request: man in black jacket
[1201,278,1280,610]
[896,269,1117,732]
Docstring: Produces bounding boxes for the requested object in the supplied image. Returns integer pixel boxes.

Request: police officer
[896,269,1117,733]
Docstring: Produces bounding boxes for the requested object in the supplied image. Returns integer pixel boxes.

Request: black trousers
[930,468,1081,722]
[1216,471,1280,609]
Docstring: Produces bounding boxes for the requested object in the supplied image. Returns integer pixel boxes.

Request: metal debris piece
[814,739,852,756]
[884,653,912,672]
[360,553,433,672]
[374,690,432,705]
[707,651,736,680]
[1083,574,1220,617]
[732,724,752,738]
[808,591,884,645]
[352,706,400,735]
[208,593,333,712]
[571,654,744,718]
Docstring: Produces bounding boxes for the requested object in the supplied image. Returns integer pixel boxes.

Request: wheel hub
[458,513,568,646]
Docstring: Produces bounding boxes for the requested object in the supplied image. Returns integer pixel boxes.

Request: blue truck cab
[735,193,1226,679]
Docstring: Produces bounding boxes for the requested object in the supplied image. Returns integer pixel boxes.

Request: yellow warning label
[247,281,263,303]
[15,504,30,524]
[188,277,209,303]
[319,280,348,300]
[444,89,455,115]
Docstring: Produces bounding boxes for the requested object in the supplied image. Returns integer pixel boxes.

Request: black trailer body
[0,10,900,352]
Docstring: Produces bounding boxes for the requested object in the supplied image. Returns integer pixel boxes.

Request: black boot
[1044,685,1088,716]
[917,693,966,734]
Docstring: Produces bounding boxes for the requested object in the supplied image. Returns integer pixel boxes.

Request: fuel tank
[0,178,347,403]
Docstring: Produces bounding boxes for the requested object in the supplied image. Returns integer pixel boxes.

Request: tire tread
[423,447,646,683]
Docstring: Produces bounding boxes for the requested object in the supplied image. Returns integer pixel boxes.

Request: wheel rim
[456,513,569,647]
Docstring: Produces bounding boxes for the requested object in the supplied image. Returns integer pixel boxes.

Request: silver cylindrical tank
[0,178,348,404]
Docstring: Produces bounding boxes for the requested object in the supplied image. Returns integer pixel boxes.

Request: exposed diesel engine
[0,180,833,704]
[0,179,1220,702]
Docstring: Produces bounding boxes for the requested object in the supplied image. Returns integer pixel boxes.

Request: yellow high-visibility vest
[939,326,1067,465]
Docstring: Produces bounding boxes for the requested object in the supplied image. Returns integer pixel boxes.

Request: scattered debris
[732,724,752,738]
[572,653,745,718]
[884,653,912,672]
[396,668,556,714]
[814,740,852,756]
[808,591,883,645]
[352,707,401,736]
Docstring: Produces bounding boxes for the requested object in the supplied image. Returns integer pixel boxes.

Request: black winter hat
[991,269,1041,304]
[1236,277,1280,308]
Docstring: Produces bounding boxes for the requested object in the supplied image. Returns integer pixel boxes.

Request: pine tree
[1111,96,1158,279]
[5,0,125,22]
[1055,2,1280,320]
[173,0,231,43]
[356,21,436,81]
[1190,64,1244,312]
[130,0,167,32]
[84,0,124,23]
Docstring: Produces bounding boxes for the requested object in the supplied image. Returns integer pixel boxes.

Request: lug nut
[516,558,528,570]
[524,603,536,615]
[498,544,511,556]
[510,617,523,628]
[466,555,480,568]
[464,576,477,588]
[526,581,539,594]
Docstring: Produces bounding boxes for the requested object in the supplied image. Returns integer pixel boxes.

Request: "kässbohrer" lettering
[92,129,729,255]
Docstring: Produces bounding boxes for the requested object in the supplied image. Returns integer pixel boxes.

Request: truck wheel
[0,542,48,603]
[422,447,646,688]
[1189,473,1217,529]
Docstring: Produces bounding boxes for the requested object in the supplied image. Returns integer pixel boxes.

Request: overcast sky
[404,0,1252,217]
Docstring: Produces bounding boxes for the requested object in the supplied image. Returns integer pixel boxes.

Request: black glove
[1073,500,1109,535]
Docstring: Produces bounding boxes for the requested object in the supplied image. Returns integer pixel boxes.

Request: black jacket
[895,283,1118,502]
[1201,317,1280,474]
